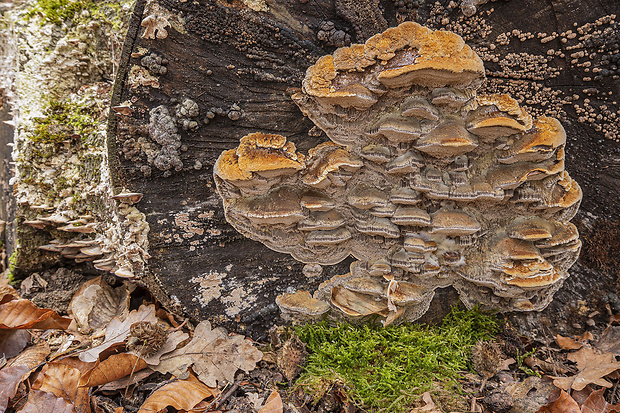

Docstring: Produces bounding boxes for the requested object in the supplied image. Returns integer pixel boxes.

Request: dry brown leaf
[136,377,217,413]
[153,321,263,387]
[506,376,557,413]
[258,390,283,413]
[0,344,50,413]
[79,353,147,387]
[0,279,18,302]
[570,386,593,406]
[557,334,585,351]
[99,369,154,391]
[611,314,620,325]
[536,389,581,413]
[18,390,76,413]
[0,329,29,359]
[581,388,620,413]
[78,304,158,363]
[129,330,188,366]
[410,392,442,413]
[596,326,620,355]
[0,299,71,330]
[69,277,131,334]
[32,362,90,413]
[553,347,620,391]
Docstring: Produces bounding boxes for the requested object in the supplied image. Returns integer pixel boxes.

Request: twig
[204,379,242,412]
[541,323,558,376]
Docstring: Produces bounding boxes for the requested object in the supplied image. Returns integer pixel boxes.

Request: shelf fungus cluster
[214,23,582,325]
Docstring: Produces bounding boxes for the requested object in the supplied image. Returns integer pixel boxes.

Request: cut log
[2,0,619,338]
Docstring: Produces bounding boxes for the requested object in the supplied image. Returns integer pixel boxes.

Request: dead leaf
[506,376,557,413]
[570,386,593,406]
[0,279,18,301]
[78,304,158,363]
[610,314,620,325]
[0,299,71,329]
[129,330,188,366]
[0,344,50,413]
[258,390,283,413]
[153,321,263,387]
[0,329,29,359]
[79,353,147,387]
[32,362,90,413]
[99,369,154,391]
[581,388,620,413]
[536,389,581,413]
[18,390,76,413]
[596,326,620,355]
[136,376,217,413]
[410,392,442,413]
[552,347,620,391]
[69,277,131,334]
[557,335,585,351]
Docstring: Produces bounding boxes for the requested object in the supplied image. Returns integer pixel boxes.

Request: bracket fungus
[214,22,582,325]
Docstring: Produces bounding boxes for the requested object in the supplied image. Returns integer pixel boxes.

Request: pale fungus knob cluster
[214,23,582,325]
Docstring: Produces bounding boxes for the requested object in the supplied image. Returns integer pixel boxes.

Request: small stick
[204,379,242,412]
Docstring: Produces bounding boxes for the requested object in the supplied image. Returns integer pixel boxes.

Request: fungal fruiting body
[214,22,581,324]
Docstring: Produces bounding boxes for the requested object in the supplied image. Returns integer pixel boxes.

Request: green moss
[25,0,95,25]
[7,249,19,284]
[294,306,498,412]
[31,99,96,144]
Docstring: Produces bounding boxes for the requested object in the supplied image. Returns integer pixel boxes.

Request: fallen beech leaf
[0,330,29,359]
[410,392,442,413]
[0,344,50,413]
[570,386,593,406]
[79,353,147,387]
[556,334,585,351]
[32,362,90,413]
[18,390,76,413]
[153,321,262,387]
[258,390,283,413]
[0,280,18,302]
[129,330,188,365]
[596,326,620,355]
[0,299,71,330]
[536,389,580,413]
[136,377,217,413]
[99,369,154,391]
[552,347,620,391]
[581,388,620,413]
[506,376,557,413]
[69,277,131,334]
[78,304,157,363]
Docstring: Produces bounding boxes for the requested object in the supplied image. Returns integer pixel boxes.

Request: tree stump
[3,0,619,338]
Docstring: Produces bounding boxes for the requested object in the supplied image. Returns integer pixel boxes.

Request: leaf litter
[1,270,619,413]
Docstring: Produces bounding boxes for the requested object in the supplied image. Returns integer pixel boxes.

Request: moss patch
[25,0,95,25]
[294,307,498,412]
[31,99,96,143]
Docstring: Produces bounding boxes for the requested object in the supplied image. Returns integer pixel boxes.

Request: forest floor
[1,266,620,413]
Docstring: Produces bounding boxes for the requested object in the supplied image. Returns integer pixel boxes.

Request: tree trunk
[4,0,620,339]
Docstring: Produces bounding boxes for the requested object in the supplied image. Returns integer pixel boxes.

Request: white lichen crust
[214,22,582,324]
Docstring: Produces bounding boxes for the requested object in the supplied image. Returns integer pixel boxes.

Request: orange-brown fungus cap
[302,142,363,185]
[236,132,303,174]
[476,94,533,130]
[214,149,253,181]
[302,22,485,105]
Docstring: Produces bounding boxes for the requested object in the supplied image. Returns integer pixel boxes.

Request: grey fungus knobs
[214,22,582,325]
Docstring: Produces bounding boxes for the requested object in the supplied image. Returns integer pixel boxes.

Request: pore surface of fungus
[214,22,581,324]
